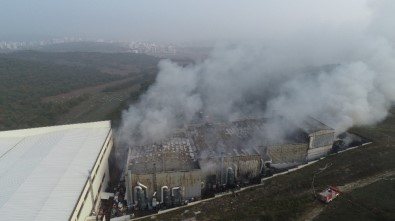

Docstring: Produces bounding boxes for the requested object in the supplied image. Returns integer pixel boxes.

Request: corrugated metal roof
[299,117,333,134]
[0,121,111,221]
[129,137,200,174]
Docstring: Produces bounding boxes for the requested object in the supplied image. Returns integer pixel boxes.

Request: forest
[0,51,159,130]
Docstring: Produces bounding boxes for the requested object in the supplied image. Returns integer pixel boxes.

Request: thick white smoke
[117,1,395,146]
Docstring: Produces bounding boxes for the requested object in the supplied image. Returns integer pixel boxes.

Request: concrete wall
[199,155,262,186]
[70,129,113,221]
[307,130,334,160]
[224,155,262,179]
[267,143,308,164]
[309,130,335,149]
[128,169,202,204]
[306,145,332,161]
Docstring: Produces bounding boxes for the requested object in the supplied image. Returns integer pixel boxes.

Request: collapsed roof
[128,117,334,164]
[128,137,200,174]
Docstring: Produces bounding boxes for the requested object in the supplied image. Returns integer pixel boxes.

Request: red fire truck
[318,186,340,203]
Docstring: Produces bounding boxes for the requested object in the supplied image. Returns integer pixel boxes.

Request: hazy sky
[0,0,374,43]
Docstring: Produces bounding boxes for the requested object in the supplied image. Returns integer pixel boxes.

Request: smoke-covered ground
[117,1,395,147]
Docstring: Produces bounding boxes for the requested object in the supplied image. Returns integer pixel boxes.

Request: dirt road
[41,76,138,103]
[298,169,395,221]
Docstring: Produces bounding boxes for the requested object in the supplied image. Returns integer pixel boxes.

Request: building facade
[124,117,335,209]
[125,138,201,209]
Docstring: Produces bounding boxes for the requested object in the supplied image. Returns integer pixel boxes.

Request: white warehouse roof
[0,121,112,221]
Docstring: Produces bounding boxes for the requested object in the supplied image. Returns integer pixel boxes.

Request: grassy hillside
[0,57,122,129]
[0,57,123,96]
[316,177,395,221]
[0,51,159,76]
[0,52,159,130]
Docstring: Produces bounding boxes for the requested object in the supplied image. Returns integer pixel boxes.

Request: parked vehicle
[318,186,340,203]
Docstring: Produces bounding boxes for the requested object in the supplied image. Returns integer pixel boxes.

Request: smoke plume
[117,1,395,146]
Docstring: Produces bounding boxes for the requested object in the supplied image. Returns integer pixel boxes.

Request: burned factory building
[263,116,335,167]
[188,119,267,189]
[301,118,336,161]
[124,116,335,209]
[125,137,202,209]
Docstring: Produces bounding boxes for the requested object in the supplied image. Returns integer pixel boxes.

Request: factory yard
[133,109,395,221]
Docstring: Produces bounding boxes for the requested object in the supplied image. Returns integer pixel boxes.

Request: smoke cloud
[117,1,395,146]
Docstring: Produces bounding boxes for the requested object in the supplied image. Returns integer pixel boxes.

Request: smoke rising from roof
[117,1,395,146]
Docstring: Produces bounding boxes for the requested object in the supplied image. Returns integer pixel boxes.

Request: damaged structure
[125,117,335,209]
[125,137,201,210]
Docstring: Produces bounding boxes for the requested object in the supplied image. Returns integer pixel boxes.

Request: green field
[315,176,395,221]
[0,51,159,130]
